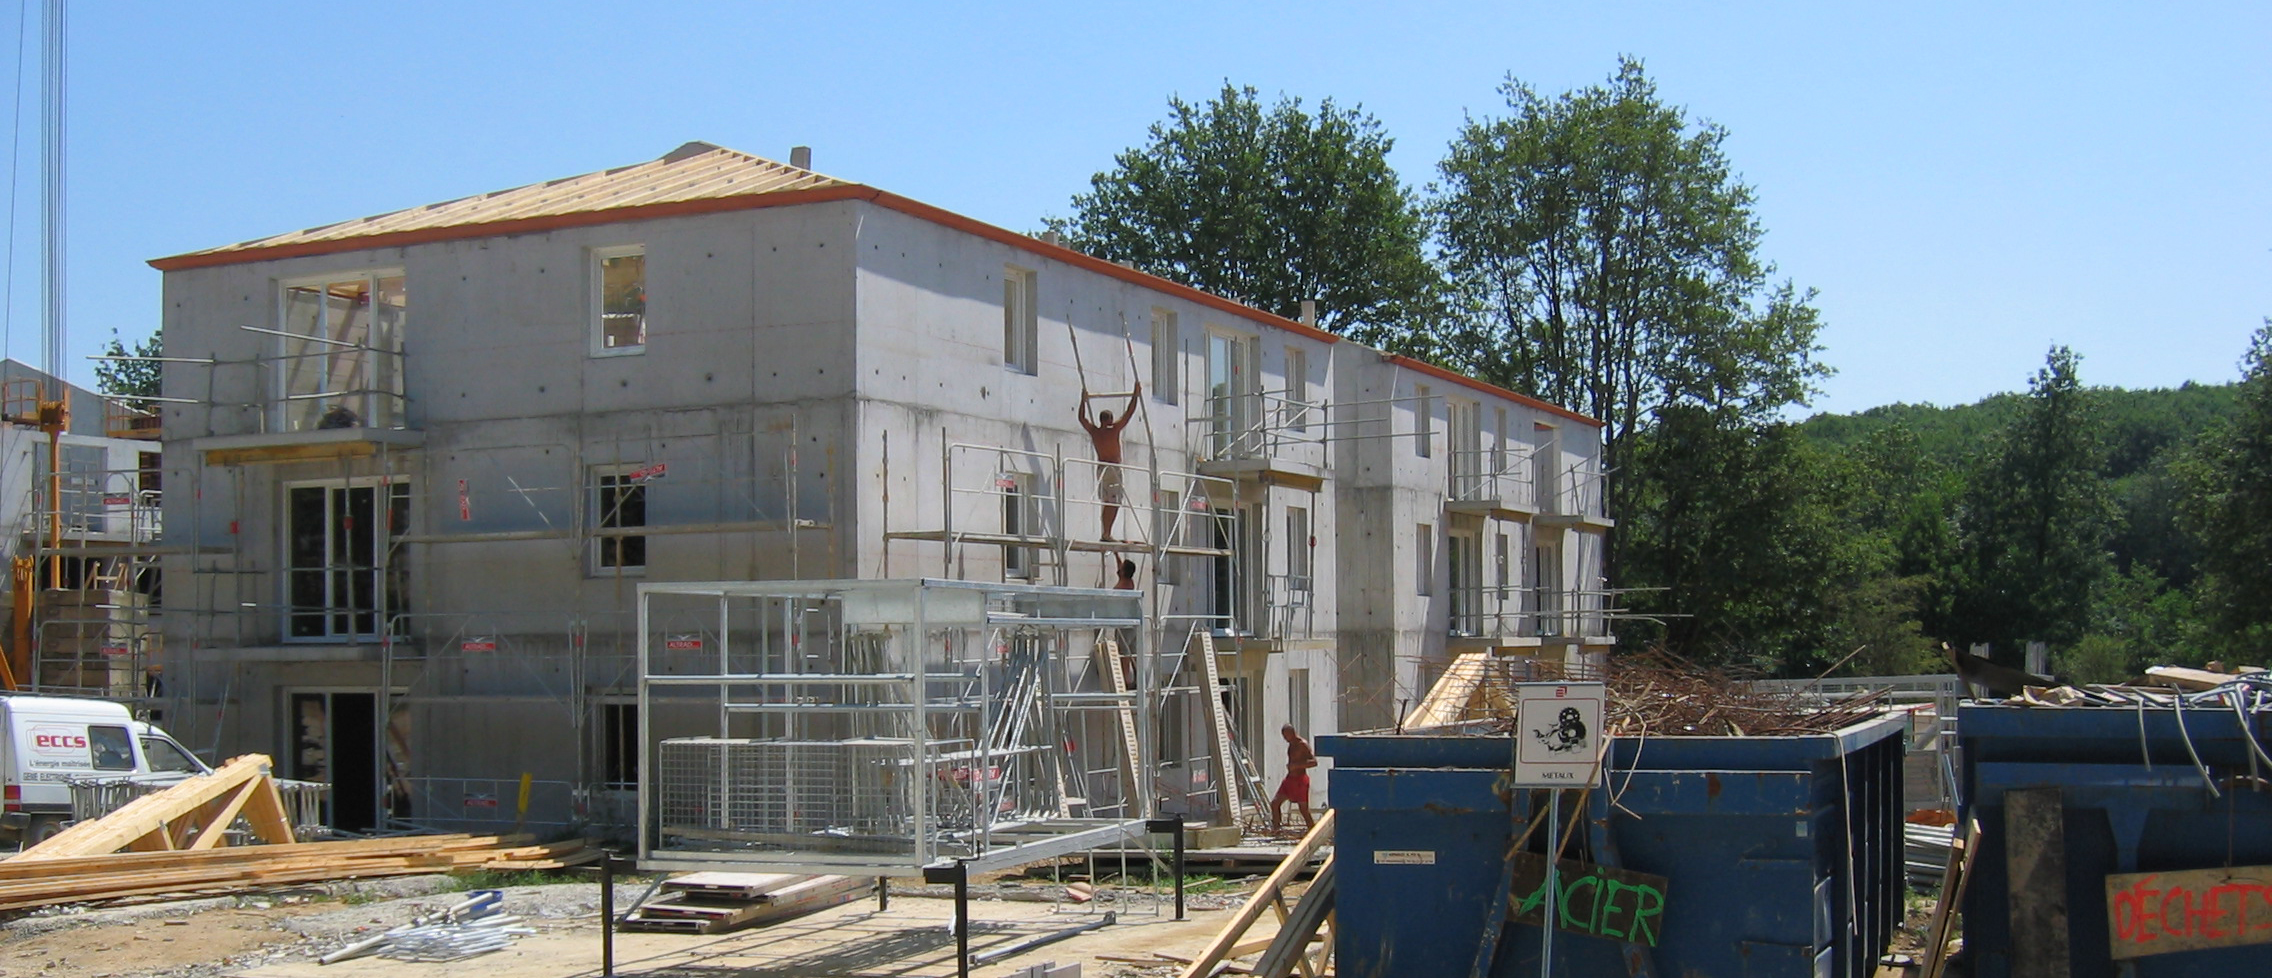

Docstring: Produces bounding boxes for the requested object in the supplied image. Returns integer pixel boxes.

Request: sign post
[1511,681,1606,977]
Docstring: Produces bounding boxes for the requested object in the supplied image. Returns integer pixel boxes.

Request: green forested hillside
[1765,375,2257,681]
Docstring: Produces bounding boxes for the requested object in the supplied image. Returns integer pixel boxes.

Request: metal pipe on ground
[969,911,1118,965]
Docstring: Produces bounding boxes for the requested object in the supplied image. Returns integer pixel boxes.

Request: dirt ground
[0,901,336,978]
[0,877,1272,978]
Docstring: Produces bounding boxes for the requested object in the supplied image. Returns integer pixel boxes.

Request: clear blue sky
[12,1,2270,415]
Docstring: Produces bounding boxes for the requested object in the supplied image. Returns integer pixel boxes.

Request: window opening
[595,247,647,353]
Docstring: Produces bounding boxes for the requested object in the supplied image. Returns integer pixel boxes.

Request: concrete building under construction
[145,142,1614,834]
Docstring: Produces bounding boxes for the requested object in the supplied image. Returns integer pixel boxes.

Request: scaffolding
[0,373,169,699]
[635,578,1159,876]
[139,326,850,834]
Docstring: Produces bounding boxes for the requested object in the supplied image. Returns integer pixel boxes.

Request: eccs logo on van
[29,727,86,752]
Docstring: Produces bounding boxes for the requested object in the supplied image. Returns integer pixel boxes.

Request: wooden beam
[203,442,377,467]
[1180,810,1335,978]
[2143,665,2235,692]
[186,779,263,850]
[1406,652,1490,729]
[1920,818,1978,978]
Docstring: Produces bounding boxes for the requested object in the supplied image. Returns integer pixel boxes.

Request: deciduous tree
[2178,321,2272,650]
[1945,346,2115,656]
[1049,83,1438,346]
[95,328,162,408]
[1433,58,1826,592]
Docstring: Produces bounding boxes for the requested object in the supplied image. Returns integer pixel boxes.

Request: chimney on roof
[1040,230,1064,248]
[662,141,723,164]
[790,146,813,170]
[1300,299,1318,328]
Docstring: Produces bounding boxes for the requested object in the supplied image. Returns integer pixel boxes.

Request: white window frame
[1493,406,1509,473]
[590,245,647,357]
[1207,328,1261,458]
[1414,384,1434,458]
[1002,473,1035,579]
[1003,266,1039,375]
[274,267,406,432]
[597,699,639,791]
[1288,667,1312,736]
[1151,308,1179,405]
[1448,527,1482,636]
[1416,522,1434,596]
[1286,505,1312,593]
[590,464,650,576]
[280,476,409,642]
[1285,346,1308,431]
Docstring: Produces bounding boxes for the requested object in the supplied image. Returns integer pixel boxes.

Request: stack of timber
[0,834,599,913]
[621,873,870,934]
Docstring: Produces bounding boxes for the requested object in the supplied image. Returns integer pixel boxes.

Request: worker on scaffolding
[1078,380,1140,541]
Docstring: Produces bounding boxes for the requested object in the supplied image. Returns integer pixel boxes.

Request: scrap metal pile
[1415,650,1892,737]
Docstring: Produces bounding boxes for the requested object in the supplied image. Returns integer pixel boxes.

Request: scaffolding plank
[1098,636,1145,805]
[1195,630,1246,826]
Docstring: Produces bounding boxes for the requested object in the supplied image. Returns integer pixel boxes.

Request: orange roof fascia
[1381,354,1604,427]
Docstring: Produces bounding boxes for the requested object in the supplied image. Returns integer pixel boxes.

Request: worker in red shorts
[1270,724,1316,833]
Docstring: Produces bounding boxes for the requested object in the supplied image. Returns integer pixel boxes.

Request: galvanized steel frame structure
[635,577,1159,877]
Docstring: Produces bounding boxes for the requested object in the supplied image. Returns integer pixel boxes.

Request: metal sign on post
[1510,681,1605,978]
[1512,681,1605,787]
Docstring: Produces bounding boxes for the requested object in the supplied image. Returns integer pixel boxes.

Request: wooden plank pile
[0,833,599,913]
[621,872,870,935]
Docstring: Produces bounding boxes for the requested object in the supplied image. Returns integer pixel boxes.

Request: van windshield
[140,737,202,774]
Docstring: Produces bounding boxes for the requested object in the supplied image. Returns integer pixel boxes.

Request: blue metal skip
[1320,712,1907,978]
[1960,702,2272,978]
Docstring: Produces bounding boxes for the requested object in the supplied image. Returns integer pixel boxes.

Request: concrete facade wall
[1329,352,1611,730]
[153,191,1609,828]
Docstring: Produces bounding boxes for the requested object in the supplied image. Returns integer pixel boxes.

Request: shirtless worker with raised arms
[1078,380,1141,542]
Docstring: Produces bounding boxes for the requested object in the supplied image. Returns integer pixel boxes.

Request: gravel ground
[0,875,462,939]
[0,880,651,978]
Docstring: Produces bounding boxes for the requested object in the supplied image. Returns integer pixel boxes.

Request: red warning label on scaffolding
[102,495,131,506]
[98,645,130,657]
[463,794,498,809]
[461,637,498,652]
[628,462,668,482]
[664,635,703,651]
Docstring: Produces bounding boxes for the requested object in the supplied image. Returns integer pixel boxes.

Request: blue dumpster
[1320,712,1906,977]
[1960,700,2272,978]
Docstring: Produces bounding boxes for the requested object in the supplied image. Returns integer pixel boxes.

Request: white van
[0,694,210,844]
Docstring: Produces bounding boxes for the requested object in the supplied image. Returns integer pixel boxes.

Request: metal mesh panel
[658,738,919,854]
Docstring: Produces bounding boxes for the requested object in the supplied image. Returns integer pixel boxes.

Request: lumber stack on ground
[0,833,603,914]
[621,872,871,935]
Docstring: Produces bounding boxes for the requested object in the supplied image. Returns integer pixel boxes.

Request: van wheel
[24,816,64,846]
